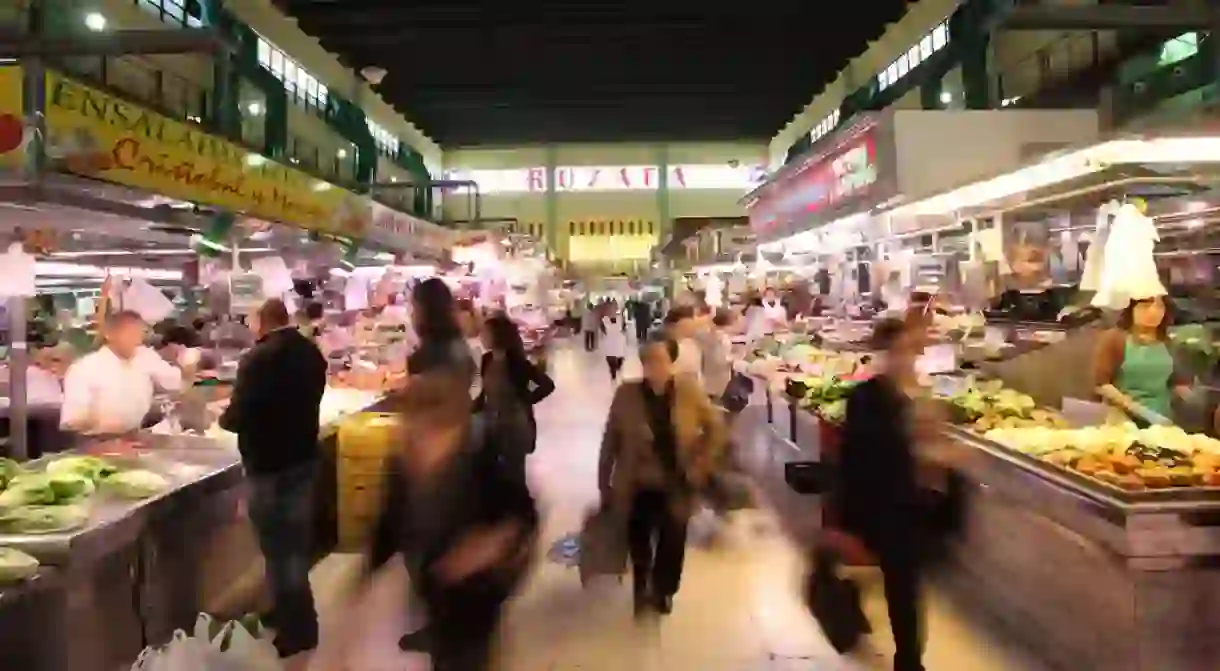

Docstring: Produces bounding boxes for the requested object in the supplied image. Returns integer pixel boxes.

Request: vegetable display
[944,378,1066,432]
[985,424,1220,491]
[0,547,40,582]
[103,470,169,500]
[798,376,861,425]
[0,504,89,534]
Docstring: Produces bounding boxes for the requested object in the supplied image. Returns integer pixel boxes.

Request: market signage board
[0,65,23,173]
[366,202,455,260]
[444,164,766,194]
[0,66,373,237]
[749,131,880,235]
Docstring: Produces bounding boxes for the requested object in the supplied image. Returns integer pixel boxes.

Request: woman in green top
[1093,295,1191,425]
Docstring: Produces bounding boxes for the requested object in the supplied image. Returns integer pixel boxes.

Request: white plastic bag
[129,613,280,671]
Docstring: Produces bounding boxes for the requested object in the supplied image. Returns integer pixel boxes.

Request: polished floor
[308,340,1048,670]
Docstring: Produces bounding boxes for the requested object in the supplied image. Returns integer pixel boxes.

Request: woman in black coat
[837,316,931,671]
[475,313,556,485]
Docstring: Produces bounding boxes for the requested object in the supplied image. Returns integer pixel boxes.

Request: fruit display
[0,547,40,582]
[943,378,1067,432]
[984,424,1220,490]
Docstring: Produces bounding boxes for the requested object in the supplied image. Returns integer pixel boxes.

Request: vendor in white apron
[60,310,190,435]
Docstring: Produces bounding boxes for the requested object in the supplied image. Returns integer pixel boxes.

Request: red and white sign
[366,203,455,259]
[749,131,879,234]
[444,164,765,194]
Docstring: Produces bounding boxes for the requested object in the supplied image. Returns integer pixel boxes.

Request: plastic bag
[129,613,280,670]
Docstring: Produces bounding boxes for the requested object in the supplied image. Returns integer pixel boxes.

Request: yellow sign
[4,68,370,236]
[0,66,23,172]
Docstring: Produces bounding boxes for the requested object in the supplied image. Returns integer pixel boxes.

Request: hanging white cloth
[1081,200,1120,294]
[1091,203,1165,310]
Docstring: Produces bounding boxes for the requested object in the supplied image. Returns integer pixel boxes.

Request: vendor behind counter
[1093,295,1194,427]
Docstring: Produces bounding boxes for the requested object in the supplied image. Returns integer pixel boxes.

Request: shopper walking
[836,316,936,671]
[630,298,653,342]
[599,335,726,616]
[476,313,556,487]
[581,303,599,352]
[218,299,328,659]
[368,373,538,671]
[407,278,476,384]
[601,310,628,380]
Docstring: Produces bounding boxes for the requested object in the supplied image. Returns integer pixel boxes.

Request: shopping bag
[578,506,627,586]
[805,547,869,654]
[719,372,755,414]
[784,460,837,495]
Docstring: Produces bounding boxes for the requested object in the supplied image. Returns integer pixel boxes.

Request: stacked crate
[336,412,400,551]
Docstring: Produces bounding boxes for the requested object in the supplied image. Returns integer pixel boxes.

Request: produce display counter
[0,435,251,671]
[937,426,1220,671]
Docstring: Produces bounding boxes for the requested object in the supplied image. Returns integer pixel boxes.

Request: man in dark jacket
[219,298,328,658]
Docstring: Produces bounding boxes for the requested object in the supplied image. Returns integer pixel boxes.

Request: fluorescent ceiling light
[890,136,1220,218]
[84,12,107,32]
[36,261,182,281]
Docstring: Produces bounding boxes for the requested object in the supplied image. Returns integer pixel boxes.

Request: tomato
[0,114,22,155]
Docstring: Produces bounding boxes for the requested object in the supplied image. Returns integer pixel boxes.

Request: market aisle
[310,340,1047,670]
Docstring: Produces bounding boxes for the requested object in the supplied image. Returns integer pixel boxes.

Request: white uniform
[60,345,182,433]
[600,316,628,359]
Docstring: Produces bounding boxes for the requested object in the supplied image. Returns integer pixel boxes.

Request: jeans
[247,461,319,650]
[866,530,924,671]
[584,330,597,351]
[627,490,688,599]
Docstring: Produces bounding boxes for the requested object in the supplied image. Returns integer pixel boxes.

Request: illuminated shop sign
[750,132,879,234]
[443,164,765,194]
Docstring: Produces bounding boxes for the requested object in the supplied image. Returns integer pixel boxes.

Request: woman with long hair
[476,313,556,486]
[408,278,475,383]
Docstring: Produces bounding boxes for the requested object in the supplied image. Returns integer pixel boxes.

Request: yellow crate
[337,412,401,460]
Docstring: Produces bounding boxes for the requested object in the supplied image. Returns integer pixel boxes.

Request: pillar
[544,144,559,258]
[920,76,945,109]
[656,144,670,248]
[951,1,992,109]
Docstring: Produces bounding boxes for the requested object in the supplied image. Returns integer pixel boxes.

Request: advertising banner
[748,117,897,241]
[366,201,455,260]
[0,66,373,237]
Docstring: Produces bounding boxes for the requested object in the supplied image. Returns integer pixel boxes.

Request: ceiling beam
[998,4,1215,31]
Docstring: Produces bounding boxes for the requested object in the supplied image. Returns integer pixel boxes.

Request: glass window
[164,0,185,21]
[257,39,271,68]
[932,23,948,50]
[896,56,909,79]
[907,46,920,67]
[318,83,328,106]
[887,63,899,85]
[283,61,297,92]
[1159,32,1199,67]
[269,50,283,78]
[920,35,933,60]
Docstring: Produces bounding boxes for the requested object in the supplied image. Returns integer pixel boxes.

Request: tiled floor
[308,341,1049,670]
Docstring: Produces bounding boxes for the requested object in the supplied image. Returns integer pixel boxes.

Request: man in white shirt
[60,310,188,435]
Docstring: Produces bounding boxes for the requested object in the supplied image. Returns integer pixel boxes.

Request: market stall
[740,128,1220,670]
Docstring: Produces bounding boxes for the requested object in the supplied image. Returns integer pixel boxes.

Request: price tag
[984,327,1006,349]
[916,344,958,375]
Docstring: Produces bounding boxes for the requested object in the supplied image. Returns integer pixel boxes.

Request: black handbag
[719,372,754,414]
[805,547,869,654]
[784,460,838,495]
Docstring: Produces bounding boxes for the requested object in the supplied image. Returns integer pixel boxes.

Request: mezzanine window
[367,121,401,158]
[878,21,949,92]
[810,108,841,144]
[256,36,329,112]
[136,0,203,28]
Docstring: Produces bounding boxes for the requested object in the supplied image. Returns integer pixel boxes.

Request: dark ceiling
[274,1,918,147]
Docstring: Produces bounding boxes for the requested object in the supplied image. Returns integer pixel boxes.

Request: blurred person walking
[219,299,328,659]
[835,315,940,671]
[599,335,726,616]
[581,302,599,352]
[600,309,628,380]
[476,313,556,487]
[368,373,539,671]
[407,278,476,384]
[662,306,704,387]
